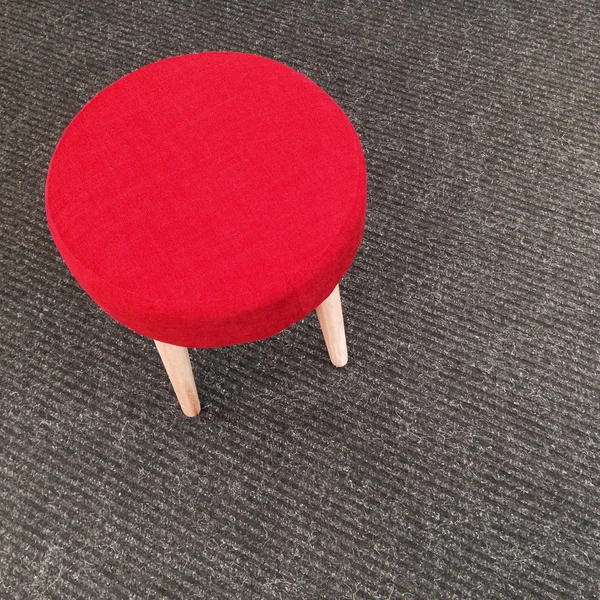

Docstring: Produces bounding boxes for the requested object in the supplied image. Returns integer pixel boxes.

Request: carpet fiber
[1,1,599,598]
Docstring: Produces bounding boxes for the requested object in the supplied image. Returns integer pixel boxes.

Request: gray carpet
[1,1,600,598]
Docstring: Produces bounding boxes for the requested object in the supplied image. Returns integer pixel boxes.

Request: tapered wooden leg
[154,340,200,417]
[315,284,348,367]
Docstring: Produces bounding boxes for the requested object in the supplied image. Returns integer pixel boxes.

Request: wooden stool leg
[315,284,348,367]
[154,340,200,417]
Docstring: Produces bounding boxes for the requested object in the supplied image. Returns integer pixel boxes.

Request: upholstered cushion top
[46,52,366,347]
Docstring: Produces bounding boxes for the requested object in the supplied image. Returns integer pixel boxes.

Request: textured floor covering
[1,1,599,598]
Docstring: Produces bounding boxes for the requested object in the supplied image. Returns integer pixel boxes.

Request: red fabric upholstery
[46,52,366,348]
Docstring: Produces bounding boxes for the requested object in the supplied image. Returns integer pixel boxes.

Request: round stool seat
[46,52,366,348]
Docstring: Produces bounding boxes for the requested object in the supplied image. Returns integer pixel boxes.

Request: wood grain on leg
[315,284,348,367]
[154,340,200,417]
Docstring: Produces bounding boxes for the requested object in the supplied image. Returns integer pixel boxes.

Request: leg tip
[181,393,201,417]
[182,404,201,418]
[330,347,348,368]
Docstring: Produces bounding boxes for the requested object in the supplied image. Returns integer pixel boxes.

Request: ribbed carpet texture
[1,1,599,598]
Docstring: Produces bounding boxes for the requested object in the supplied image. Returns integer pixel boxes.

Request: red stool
[46,52,367,417]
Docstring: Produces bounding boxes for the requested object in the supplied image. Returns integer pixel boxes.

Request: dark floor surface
[1,1,599,598]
